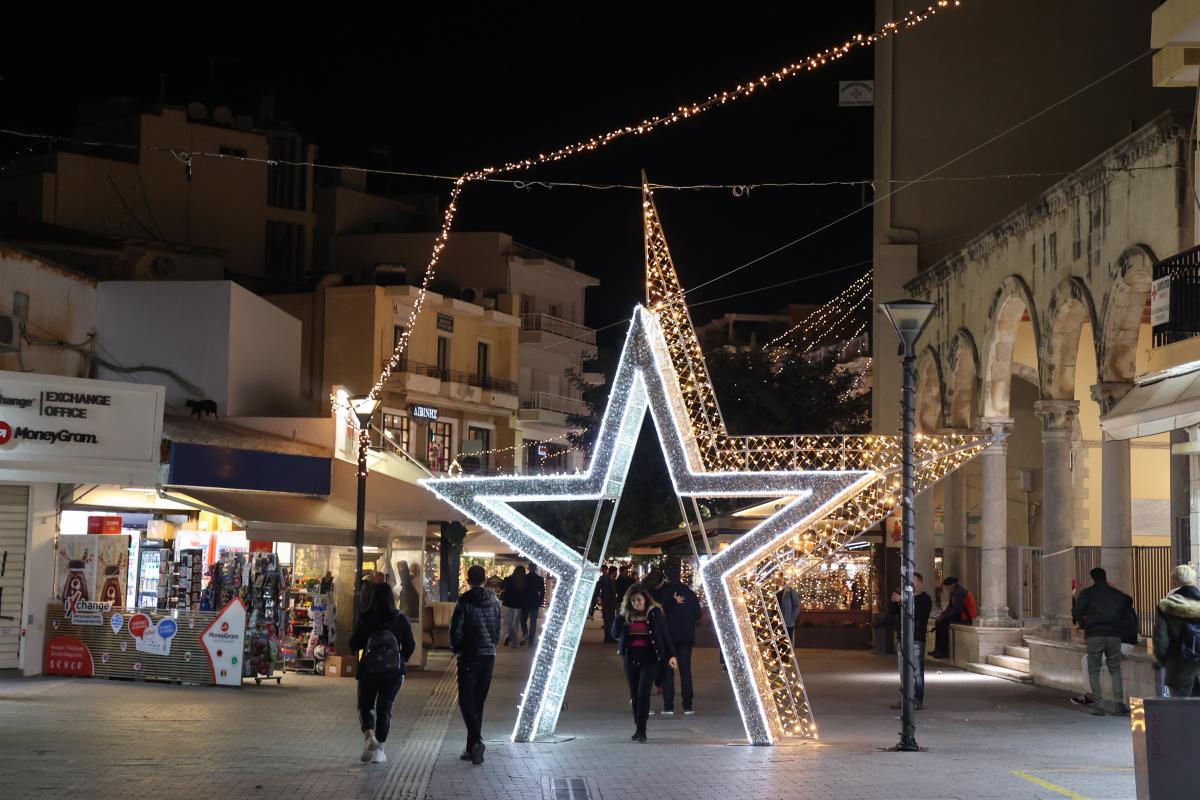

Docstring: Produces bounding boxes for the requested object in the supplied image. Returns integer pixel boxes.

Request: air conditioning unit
[459,287,485,305]
[0,312,18,353]
[481,297,498,310]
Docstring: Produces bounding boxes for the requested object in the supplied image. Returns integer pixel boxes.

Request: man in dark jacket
[930,577,968,659]
[598,565,618,643]
[615,566,635,604]
[522,562,546,647]
[889,572,932,709]
[655,566,702,715]
[1071,567,1131,714]
[450,564,502,764]
[1153,564,1200,697]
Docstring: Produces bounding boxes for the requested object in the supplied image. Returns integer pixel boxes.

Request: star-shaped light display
[423,181,992,746]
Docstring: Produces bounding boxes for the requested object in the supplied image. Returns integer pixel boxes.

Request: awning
[1100,369,1200,440]
[165,487,390,547]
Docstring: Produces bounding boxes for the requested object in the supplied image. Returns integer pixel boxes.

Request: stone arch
[1098,244,1157,384]
[914,346,944,433]
[981,275,1041,418]
[945,328,979,430]
[1041,276,1100,401]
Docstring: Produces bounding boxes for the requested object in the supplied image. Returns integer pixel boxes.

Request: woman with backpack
[611,583,677,742]
[349,582,416,764]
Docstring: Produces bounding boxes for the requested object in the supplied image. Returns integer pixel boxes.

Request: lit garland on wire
[766,271,872,351]
[448,428,587,476]
[346,1,964,412]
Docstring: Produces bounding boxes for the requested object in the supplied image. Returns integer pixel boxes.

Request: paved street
[1,628,1138,800]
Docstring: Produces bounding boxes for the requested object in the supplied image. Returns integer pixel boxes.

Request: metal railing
[1152,244,1200,347]
[1074,545,1172,638]
[521,313,597,346]
[390,358,518,395]
[521,391,590,417]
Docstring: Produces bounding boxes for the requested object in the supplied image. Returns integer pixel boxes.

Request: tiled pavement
[1,626,1139,800]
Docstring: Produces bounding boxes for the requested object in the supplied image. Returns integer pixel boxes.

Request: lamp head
[349,394,381,428]
[879,299,936,352]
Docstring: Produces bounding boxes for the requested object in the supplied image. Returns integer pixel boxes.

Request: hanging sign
[838,80,874,107]
[1151,276,1171,327]
[436,313,455,332]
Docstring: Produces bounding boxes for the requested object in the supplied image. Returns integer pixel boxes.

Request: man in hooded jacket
[1153,564,1200,698]
[451,564,502,765]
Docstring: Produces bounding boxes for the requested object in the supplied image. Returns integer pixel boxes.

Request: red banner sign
[45,636,95,677]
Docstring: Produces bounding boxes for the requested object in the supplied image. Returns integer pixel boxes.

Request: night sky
[2,4,877,338]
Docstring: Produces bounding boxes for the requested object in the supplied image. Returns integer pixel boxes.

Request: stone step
[1005,645,1030,659]
[987,654,1031,674]
[966,662,1034,684]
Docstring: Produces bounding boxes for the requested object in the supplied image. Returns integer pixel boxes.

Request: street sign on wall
[839,80,874,107]
[1151,276,1171,327]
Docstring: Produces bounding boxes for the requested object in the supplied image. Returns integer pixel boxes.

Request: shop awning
[1100,368,1200,440]
[165,487,391,547]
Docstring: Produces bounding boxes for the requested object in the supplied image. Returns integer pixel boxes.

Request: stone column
[914,488,936,591]
[1034,399,1081,635]
[1092,382,1134,594]
[1171,428,1192,566]
[943,469,967,585]
[978,417,1014,626]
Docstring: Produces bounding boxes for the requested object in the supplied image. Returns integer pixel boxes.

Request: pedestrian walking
[612,583,677,742]
[348,583,416,765]
[1070,567,1132,715]
[501,565,527,646]
[522,562,546,646]
[615,566,635,602]
[657,565,702,715]
[450,564,502,765]
[889,571,932,710]
[599,565,619,643]
[777,584,801,642]
[1152,564,1200,698]
[930,576,973,659]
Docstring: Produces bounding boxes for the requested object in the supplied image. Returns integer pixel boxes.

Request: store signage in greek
[1151,276,1171,327]
[410,404,439,421]
[0,371,163,480]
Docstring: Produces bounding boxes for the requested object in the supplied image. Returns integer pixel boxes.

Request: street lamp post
[879,298,936,752]
[349,394,381,624]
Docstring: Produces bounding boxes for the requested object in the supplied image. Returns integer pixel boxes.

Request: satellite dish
[213,106,233,125]
[186,101,207,121]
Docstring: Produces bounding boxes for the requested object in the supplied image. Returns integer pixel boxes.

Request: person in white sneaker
[350,582,416,765]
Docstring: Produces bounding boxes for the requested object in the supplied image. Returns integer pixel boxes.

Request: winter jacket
[777,587,801,628]
[597,575,617,608]
[348,610,416,681]
[890,591,933,643]
[1153,585,1200,689]
[524,572,546,611]
[612,605,676,664]
[501,575,527,609]
[1072,581,1130,639]
[614,576,635,602]
[655,580,703,643]
[937,585,969,624]
[450,586,502,660]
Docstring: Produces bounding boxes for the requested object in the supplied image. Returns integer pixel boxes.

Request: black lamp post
[879,298,936,752]
[349,394,380,623]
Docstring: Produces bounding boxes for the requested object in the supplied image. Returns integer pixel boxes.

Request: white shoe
[361,731,379,762]
[371,748,387,764]
[661,710,674,716]
[684,710,695,715]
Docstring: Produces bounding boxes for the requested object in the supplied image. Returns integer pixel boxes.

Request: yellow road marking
[1011,770,1091,800]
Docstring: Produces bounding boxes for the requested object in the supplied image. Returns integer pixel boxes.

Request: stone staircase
[965,644,1033,684]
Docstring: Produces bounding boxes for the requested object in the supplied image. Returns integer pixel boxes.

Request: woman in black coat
[349,583,416,765]
[611,583,677,741]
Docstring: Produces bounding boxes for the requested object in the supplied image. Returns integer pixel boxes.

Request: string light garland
[448,428,587,476]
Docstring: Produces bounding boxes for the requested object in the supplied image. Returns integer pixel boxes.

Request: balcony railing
[392,358,518,395]
[521,313,597,346]
[522,391,590,418]
[1153,244,1200,347]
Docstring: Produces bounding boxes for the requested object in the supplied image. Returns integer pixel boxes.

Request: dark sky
[2,3,877,336]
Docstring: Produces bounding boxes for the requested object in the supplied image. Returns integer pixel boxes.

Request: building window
[520,294,535,315]
[265,221,304,281]
[548,303,560,318]
[380,411,409,453]
[427,420,453,472]
[267,133,306,211]
[436,336,451,377]
[477,341,490,382]
[468,426,491,471]
[393,325,406,350]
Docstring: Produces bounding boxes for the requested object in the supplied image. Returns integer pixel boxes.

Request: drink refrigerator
[136,539,166,609]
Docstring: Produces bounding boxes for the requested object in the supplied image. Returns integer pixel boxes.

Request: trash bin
[872,613,895,655]
[1131,697,1200,798]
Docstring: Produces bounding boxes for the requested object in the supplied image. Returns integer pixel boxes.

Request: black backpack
[1120,596,1138,645]
[1180,620,1200,663]
[361,628,401,676]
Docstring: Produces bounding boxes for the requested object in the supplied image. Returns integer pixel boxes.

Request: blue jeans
[897,639,925,702]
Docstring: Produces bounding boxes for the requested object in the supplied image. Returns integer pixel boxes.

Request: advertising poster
[54,537,95,602]
[94,534,130,609]
[44,598,245,686]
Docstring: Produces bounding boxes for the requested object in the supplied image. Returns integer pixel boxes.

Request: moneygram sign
[0,371,164,485]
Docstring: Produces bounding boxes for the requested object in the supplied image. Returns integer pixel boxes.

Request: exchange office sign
[0,370,165,485]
